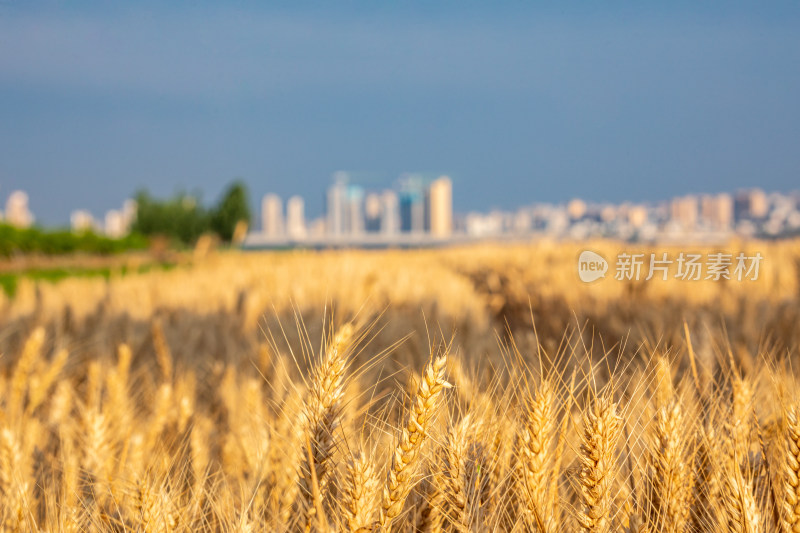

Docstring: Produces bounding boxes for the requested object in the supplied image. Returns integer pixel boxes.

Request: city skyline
[248,180,800,244]
[0,179,800,248]
[3,179,800,244]
[259,173,454,241]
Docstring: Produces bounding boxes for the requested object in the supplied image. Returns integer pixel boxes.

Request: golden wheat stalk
[0,426,32,528]
[7,326,45,420]
[379,350,450,530]
[151,319,173,383]
[342,452,379,532]
[27,347,68,415]
[731,375,755,467]
[691,424,724,531]
[136,477,178,533]
[783,405,800,532]
[578,395,623,533]
[647,399,693,533]
[722,460,762,533]
[296,323,354,530]
[518,378,557,531]
[415,475,445,533]
[440,416,469,531]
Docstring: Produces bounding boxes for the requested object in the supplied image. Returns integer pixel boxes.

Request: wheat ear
[136,477,178,533]
[722,458,762,533]
[731,375,754,466]
[297,323,354,530]
[647,399,693,533]
[8,326,45,419]
[691,424,724,531]
[342,452,379,532]
[379,350,450,530]
[578,395,622,533]
[151,319,173,383]
[783,405,800,532]
[0,426,32,528]
[518,379,557,531]
[440,416,469,531]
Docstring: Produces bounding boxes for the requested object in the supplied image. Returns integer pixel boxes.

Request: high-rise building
[670,195,699,230]
[425,176,453,237]
[261,194,284,237]
[399,175,425,233]
[701,193,733,230]
[513,209,533,233]
[326,173,367,236]
[567,198,587,220]
[5,191,34,228]
[381,190,399,235]
[286,196,306,239]
[600,205,619,223]
[326,174,347,237]
[122,199,137,229]
[364,193,382,233]
[308,217,326,238]
[626,205,648,228]
[70,209,96,233]
[105,209,125,237]
[735,189,768,220]
[345,185,365,235]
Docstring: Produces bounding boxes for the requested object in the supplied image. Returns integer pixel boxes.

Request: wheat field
[1,241,800,532]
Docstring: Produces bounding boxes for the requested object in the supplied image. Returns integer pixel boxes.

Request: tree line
[1,181,252,257]
[132,181,251,245]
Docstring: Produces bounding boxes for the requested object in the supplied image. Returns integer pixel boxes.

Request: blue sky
[1,1,799,225]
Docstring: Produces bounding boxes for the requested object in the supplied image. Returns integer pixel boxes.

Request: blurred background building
[70,209,97,233]
[234,174,800,246]
[5,191,34,228]
[6,178,800,247]
[286,196,306,239]
[398,174,426,234]
[261,194,284,238]
[426,176,453,238]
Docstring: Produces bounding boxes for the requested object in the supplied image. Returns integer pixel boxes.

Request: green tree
[131,190,211,245]
[210,181,251,242]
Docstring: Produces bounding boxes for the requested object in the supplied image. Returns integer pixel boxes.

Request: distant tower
[626,205,648,228]
[261,194,284,237]
[364,193,382,233]
[5,191,34,228]
[381,190,399,235]
[735,188,768,220]
[327,174,347,237]
[70,209,96,233]
[670,195,699,230]
[399,175,425,234]
[308,217,326,238]
[105,209,125,237]
[567,199,587,220]
[286,196,306,239]
[122,199,137,230]
[701,193,733,230]
[748,189,768,218]
[327,173,366,236]
[425,176,453,238]
[345,184,365,235]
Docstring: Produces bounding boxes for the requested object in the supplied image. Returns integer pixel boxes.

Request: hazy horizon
[2,1,799,224]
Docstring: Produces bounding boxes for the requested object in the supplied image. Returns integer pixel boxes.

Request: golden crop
[0,240,799,531]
